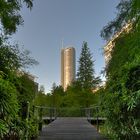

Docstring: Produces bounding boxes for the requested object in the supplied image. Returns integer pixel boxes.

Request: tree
[17,73,37,103]
[39,85,45,94]
[0,0,40,139]
[51,83,57,107]
[51,83,65,108]
[101,0,140,41]
[0,0,33,35]
[77,41,96,90]
[0,42,39,139]
[76,42,100,108]
[100,0,140,139]
[0,42,38,74]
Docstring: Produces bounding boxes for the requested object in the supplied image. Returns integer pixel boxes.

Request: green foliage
[77,41,96,90]
[0,42,38,103]
[0,0,33,35]
[0,45,20,72]
[34,92,50,107]
[58,107,82,117]
[0,0,40,139]
[51,85,65,108]
[0,42,38,74]
[0,78,18,118]
[0,36,39,140]
[100,1,140,138]
[0,75,19,139]
[0,71,39,139]
[34,82,98,117]
[0,119,8,138]
[101,0,140,40]
[17,73,36,103]
[27,115,39,139]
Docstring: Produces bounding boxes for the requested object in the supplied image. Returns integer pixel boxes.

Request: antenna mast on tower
[61,38,64,49]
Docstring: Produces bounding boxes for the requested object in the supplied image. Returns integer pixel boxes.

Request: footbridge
[33,106,107,140]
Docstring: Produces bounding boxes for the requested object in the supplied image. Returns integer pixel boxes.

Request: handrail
[82,106,100,131]
[33,106,57,131]
[33,105,105,132]
[34,105,56,109]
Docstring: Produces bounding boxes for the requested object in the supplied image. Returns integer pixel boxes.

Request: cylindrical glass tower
[61,47,75,91]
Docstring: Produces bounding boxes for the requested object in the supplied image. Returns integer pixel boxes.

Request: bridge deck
[38,117,107,140]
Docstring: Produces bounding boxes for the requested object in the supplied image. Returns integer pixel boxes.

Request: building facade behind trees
[104,23,132,65]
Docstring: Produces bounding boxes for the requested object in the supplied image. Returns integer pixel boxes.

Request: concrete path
[38,117,107,140]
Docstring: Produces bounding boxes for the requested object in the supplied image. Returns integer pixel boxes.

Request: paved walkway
[38,117,107,140]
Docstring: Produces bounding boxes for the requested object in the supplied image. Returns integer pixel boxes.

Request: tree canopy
[101,0,140,41]
[0,0,33,35]
[0,0,41,139]
[100,0,140,139]
[77,42,95,90]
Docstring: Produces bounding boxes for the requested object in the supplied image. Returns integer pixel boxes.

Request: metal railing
[26,105,105,133]
[34,106,57,121]
[83,106,101,131]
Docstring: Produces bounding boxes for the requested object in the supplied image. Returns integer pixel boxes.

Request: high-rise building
[104,23,132,65]
[61,47,75,91]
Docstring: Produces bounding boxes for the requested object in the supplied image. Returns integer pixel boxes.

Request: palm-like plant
[0,73,19,139]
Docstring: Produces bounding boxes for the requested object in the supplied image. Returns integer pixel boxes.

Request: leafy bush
[101,24,140,139]
[0,75,19,139]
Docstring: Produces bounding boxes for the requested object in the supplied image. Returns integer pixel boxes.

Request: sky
[12,0,120,93]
